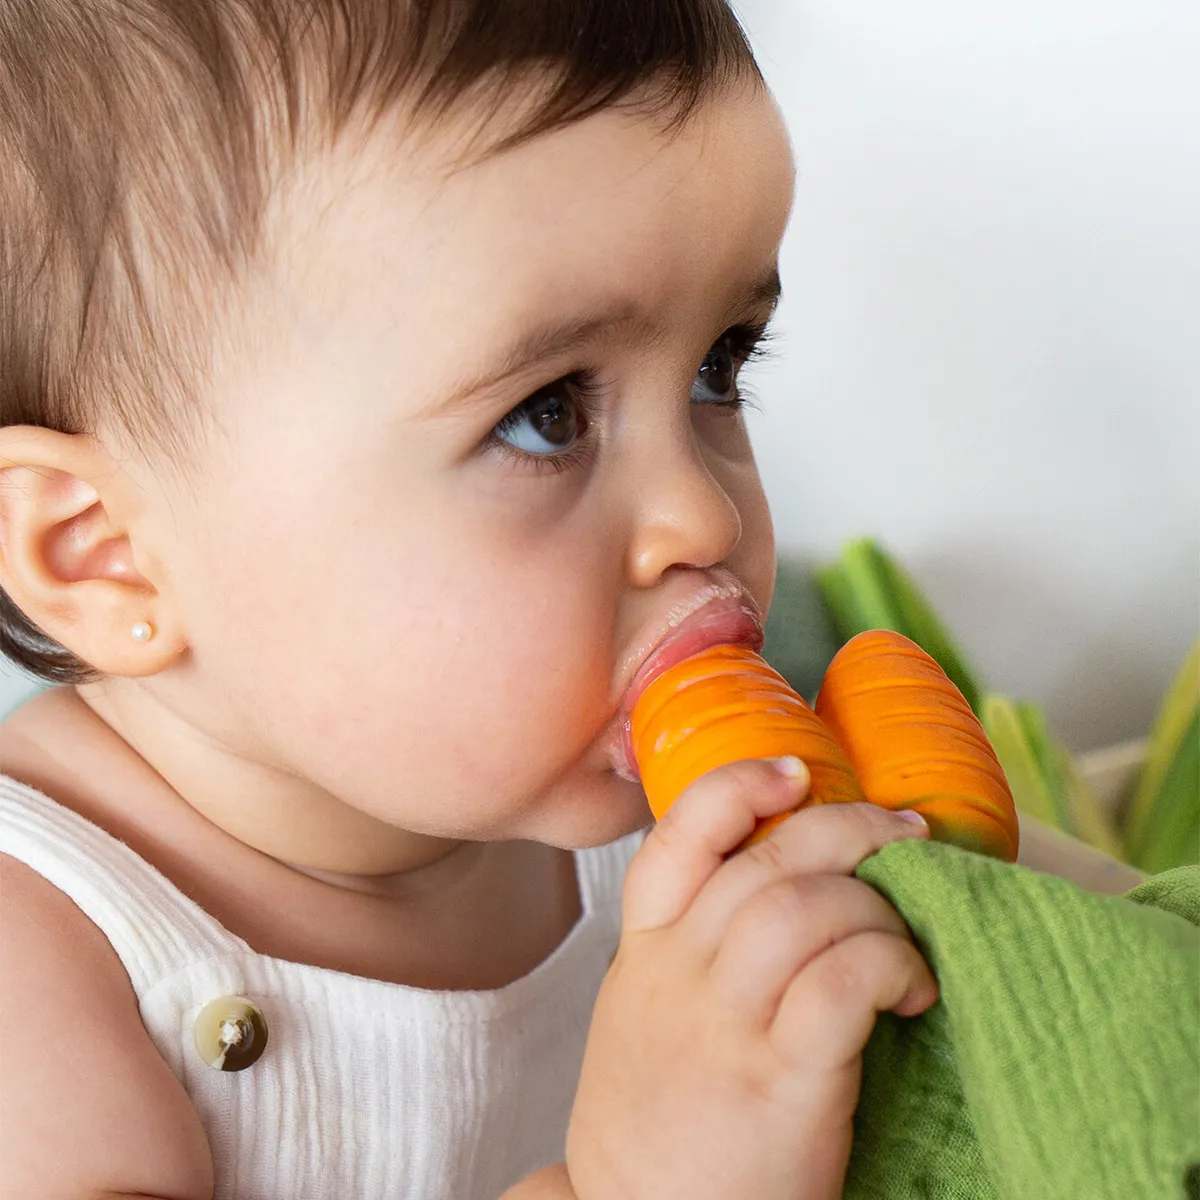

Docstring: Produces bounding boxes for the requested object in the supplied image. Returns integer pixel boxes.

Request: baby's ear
[0,426,185,677]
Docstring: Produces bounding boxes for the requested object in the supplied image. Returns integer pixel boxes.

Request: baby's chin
[519,769,653,851]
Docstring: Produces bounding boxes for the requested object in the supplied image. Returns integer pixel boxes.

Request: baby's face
[148,82,795,850]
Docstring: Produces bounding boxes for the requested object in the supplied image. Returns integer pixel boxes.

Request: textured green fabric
[1127,865,1200,926]
[848,840,1200,1199]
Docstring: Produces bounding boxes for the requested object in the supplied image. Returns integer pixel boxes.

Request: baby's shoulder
[1,845,134,1007]
[0,849,215,1197]
[0,694,219,1195]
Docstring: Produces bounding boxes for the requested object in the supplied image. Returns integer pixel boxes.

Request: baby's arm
[0,854,214,1200]
[502,1163,576,1197]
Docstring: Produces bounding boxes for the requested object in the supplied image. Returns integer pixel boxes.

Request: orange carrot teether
[630,644,866,845]
[630,629,1019,860]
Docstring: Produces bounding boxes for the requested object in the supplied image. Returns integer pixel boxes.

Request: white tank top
[0,774,643,1200]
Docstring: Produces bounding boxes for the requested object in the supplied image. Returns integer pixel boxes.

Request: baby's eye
[491,379,588,457]
[691,323,773,408]
[691,336,738,405]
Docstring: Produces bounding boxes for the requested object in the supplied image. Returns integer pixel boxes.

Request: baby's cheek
[725,495,775,613]
[391,621,610,773]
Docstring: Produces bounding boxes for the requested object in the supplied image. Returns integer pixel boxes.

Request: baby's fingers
[708,876,912,1025]
[771,930,939,1069]
[622,759,809,935]
[682,802,928,951]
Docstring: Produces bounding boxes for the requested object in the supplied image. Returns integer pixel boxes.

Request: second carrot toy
[630,629,1019,860]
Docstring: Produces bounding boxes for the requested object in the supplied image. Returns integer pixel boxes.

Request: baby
[0,2,937,1197]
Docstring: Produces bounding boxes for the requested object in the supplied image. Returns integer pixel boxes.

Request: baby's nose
[622,446,743,589]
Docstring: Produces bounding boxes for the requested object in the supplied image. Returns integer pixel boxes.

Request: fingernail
[768,756,807,780]
[895,809,927,827]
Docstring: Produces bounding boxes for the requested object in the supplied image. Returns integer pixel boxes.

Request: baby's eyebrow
[426,305,654,419]
[740,266,784,314]
[426,265,782,419]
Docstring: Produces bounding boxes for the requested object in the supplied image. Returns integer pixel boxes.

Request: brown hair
[0,0,761,685]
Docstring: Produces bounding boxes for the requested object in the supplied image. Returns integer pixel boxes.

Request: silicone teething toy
[630,629,1019,861]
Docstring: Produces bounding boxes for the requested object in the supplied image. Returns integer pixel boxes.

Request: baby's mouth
[614,593,764,783]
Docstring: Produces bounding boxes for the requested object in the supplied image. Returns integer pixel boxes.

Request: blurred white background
[3,0,1198,750]
[735,0,1199,749]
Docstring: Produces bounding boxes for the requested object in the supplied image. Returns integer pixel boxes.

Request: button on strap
[193,995,269,1071]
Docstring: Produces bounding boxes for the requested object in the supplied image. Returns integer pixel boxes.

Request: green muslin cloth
[848,840,1200,1199]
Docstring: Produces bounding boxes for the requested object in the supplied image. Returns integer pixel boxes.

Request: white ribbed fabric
[0,774,642,1200]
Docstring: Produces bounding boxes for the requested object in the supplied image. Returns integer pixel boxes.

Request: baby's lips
[618,601,764,782]
[621,600,764,719]
[609,714,642,783]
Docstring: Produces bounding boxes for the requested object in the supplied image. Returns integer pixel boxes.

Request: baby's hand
[566,760,937,1200]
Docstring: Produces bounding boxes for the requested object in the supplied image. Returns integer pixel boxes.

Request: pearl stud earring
[131,621,154,643]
